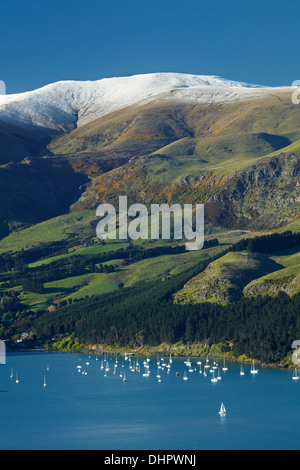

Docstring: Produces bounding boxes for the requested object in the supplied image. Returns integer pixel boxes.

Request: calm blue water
[0,352,299,450]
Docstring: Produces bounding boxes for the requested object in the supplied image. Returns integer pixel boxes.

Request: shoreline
[8,341,294,369]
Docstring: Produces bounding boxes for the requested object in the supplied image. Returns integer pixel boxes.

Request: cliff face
[207,151,300,229]
[72,149,300,231]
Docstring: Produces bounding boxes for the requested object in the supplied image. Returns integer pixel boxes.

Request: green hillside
[174,251,283,304]
[244,248,300,298]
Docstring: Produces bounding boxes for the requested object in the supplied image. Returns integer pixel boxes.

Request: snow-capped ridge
[0,72,277,131]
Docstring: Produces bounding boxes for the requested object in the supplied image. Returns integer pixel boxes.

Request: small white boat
[15,372,19,384]
[292,368,299,380]
[250,359,259,375]
[183,371,188,381]
[43,375,47,387]
[222,358,228,372]
[211,371,218,383]
[240,364,245,376]
[219,403,226,416]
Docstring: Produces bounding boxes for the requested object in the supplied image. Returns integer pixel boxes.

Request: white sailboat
[222,358,228,372]
[292,368,299,380]
[183,370,188,381]
[43,375,47,387]
[219,403,226,416]
[240,364,245,376]
[211,370,218,383]
[250,359,259,374]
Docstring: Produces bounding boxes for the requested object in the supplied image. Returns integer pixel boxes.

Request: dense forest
[33,274,300,363]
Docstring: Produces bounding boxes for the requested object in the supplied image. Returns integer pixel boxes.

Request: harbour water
[0,352,299,450]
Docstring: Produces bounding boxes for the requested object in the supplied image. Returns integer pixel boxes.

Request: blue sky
[1,0,300,93]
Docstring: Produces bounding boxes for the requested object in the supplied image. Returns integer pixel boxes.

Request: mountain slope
[0,73,266,131]
[0,73,298,236]
[63,92,300,231]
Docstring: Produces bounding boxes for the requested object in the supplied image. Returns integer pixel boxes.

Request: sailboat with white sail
[211,370,218,383]
[219,403,226,416]
[222,358,228,372]
[250,359,258,374]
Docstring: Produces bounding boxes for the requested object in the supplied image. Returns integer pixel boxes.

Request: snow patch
[0,73,281,131]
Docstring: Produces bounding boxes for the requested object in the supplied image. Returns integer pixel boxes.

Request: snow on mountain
[0,73,281,131]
